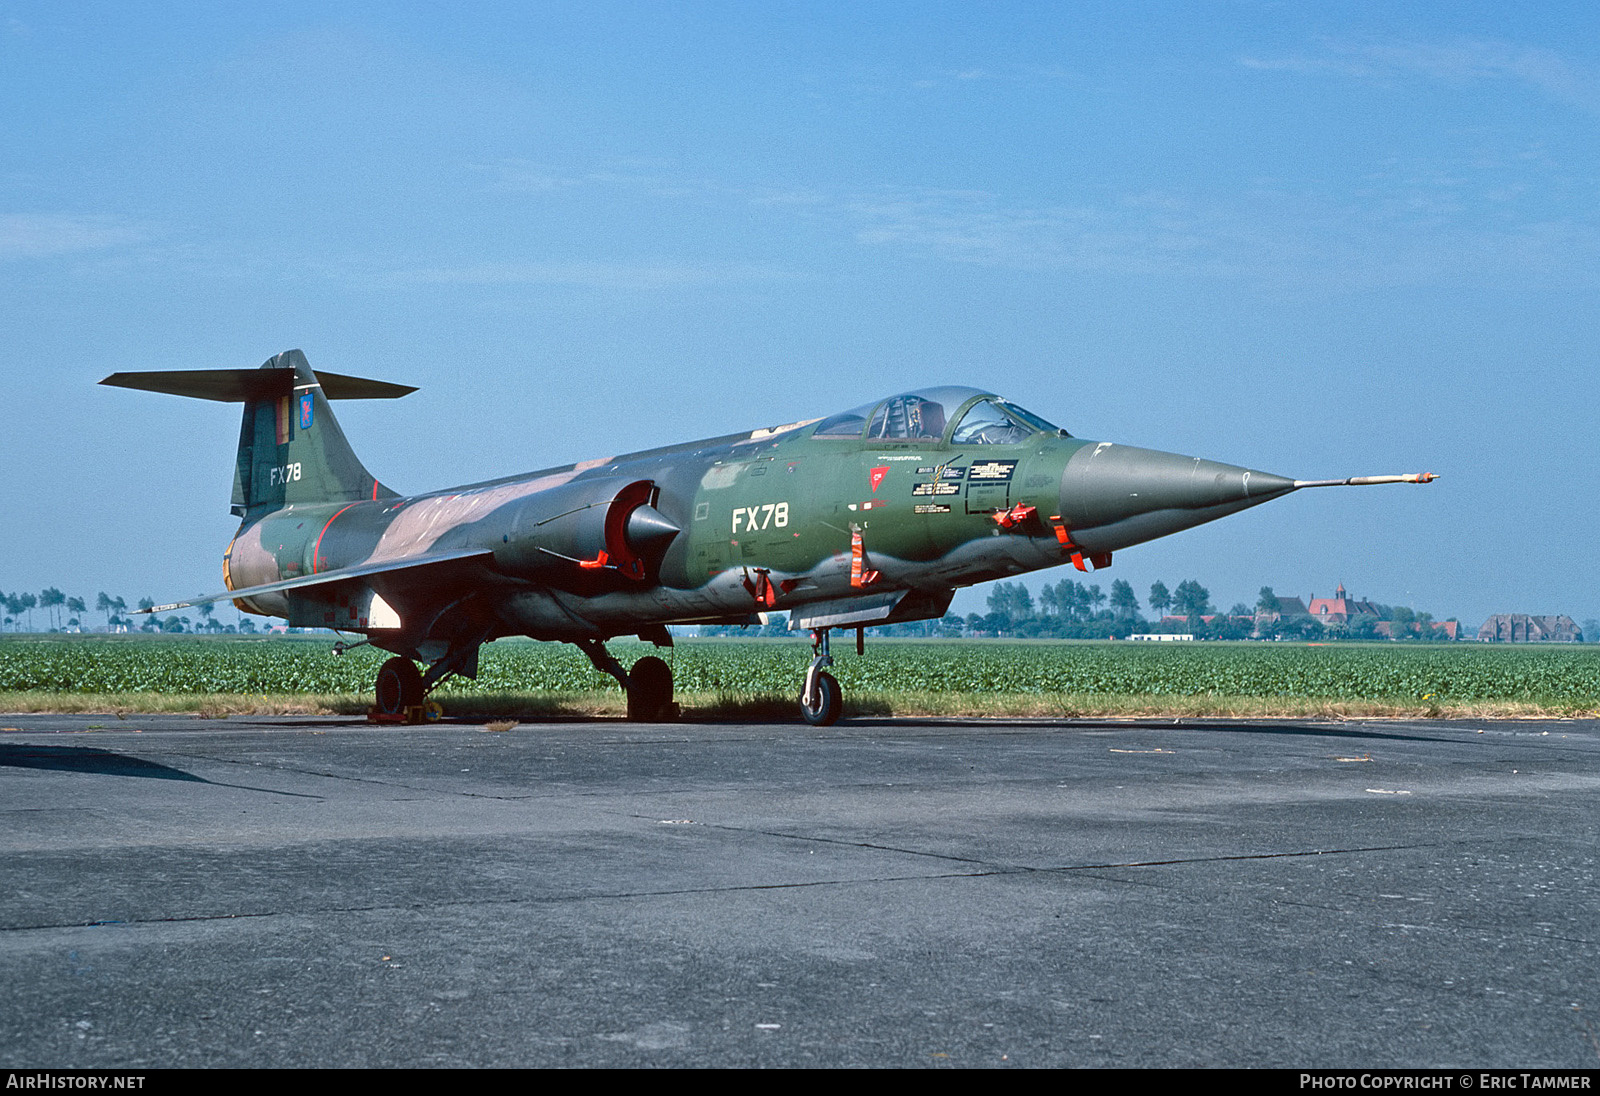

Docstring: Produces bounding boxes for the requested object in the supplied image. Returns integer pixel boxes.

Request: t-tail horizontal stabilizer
[99,368,416,402]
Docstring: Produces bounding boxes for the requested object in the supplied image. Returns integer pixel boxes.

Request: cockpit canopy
[809,385,1065,444]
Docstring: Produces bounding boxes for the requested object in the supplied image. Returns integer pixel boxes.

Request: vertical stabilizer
[100,350,413,516]
[232,350,396,515]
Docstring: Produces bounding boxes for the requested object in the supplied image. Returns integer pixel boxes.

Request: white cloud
[0,214,146,260]
[850,182,1599,288]
[1240,38,1600,116]
[466,158,1600,292]
[389,259,798,291]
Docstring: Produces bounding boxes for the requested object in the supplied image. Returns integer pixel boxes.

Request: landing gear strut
[577,639,678,722]
[800,628,843,726]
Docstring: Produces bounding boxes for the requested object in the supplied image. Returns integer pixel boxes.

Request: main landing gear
[577,639,678,723]
[800,628,844,726]
[368,641,676,725]
[375,656,422,713]
[371,656,443,723]
[626,655,675,722]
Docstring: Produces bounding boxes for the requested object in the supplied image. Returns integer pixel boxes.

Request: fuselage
[223,385,1294,646]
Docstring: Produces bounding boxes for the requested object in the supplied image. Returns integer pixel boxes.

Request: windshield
[812,386,986,441]
[809,387,1065,441]
[997,400,1063,435]
[951,399,1065,444]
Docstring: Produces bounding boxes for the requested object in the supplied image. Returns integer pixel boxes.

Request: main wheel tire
[627,655,675,722]
[375,657,424,717]
[800,671,843,727]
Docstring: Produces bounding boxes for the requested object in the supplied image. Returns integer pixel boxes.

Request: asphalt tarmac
[1,711,1596,1068]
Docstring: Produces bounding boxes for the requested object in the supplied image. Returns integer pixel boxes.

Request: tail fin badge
[299,391,314,429]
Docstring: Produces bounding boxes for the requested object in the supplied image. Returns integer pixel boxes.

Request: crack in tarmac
[0,842,1437,935]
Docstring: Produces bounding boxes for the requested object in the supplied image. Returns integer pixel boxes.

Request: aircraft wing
[141,549,497,613]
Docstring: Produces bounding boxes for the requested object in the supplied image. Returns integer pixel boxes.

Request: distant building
[1251,585,1456,640]
[1252,596,1308,631]
[1248,595,1317,640]
[1376,619,1459,641]
[1267,596,1309,618]
[1305,584,1382,627]
[1477,615,1584,643]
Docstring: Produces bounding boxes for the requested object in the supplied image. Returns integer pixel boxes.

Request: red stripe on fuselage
[312,503,360,574]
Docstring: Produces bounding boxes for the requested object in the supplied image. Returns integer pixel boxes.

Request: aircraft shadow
[0,743,206,782]
[0,743,325,798]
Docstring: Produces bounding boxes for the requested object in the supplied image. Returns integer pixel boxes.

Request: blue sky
[3,1,1596,629]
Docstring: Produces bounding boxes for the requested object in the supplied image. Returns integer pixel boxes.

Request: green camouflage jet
[102,350,1435,724]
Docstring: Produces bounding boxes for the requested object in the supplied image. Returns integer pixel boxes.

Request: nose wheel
[800,628,844,726]
[801,670,842,726]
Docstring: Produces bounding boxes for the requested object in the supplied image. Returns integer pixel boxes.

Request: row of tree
[0,588,264,634]
[979,579,1470,641]
[700,576,1473,642]
[0,588,110,633]
[701,578,1218,639]
[970,577,1225,638]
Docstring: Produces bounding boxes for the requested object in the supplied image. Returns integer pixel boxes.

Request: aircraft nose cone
[624,503,682,557]
[1059,443,1297,550]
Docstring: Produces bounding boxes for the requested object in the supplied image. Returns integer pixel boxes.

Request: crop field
[1,634,1596,718]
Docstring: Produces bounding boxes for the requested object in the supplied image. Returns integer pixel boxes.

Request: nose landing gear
[800,628,844,726]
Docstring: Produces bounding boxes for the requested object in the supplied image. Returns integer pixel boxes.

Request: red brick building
[1305,584,1382,627]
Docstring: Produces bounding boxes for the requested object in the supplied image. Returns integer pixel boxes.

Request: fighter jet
[102,350,1434,725]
